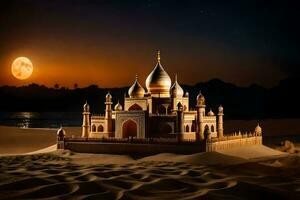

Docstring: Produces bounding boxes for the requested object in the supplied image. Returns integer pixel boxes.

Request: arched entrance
[128,104,142,111]
[186,125,189,132]
[97,125,104,132]
[211,125,214,132]
[122,119,137,138]
[191,123,195,132]
[204,125,209,132]
[92,124,96,132]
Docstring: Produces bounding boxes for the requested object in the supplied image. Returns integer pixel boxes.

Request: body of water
[0,112,82,128]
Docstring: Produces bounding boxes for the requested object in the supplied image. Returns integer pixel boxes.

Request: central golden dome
[145,51,171,97]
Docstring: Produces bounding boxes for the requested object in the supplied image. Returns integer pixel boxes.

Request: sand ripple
[0,154,300,199]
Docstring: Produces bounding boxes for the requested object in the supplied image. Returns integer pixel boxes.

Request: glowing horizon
[0,49,285,88]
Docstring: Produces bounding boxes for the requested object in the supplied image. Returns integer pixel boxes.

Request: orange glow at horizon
[0,48,285,88]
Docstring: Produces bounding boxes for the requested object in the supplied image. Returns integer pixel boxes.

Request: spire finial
[135,74,138,80]
[157,50,161,63]
[175,74,177,82]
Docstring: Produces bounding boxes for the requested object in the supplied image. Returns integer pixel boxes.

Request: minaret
[57,126,66,149]
[196,91,206,141]
[81,101,90,138]
[176,102,184,142]
[171,74,178,112]
[217,105,224,138]
[157,50,161,63]
[105,92,113,134]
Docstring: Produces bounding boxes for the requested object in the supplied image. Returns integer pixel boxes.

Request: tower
[57,126,66,149]
[105,92,113,135]
[254,123,262,136]
[176,102,184,142]
[217,105,224,138]
[81,101,90,138]
[196,91,206,141]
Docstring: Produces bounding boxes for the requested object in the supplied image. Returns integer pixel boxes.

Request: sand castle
[57,51,262,153]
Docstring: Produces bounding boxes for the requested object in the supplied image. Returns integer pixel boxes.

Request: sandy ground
[217,145,286,159]
[0,126,81,154]
[0,125,300,199]
[0,150,300,199]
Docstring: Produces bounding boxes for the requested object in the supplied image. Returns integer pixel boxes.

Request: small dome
[57,127,66,136]
[106,92,112,102]
[218,105,224,113]
[207,109,215,116]
[170,75,184,98]
[145,51,171,97]
[114,101,123,111]
[197,91,205,106]
[185,91,189,97]
[83,101,90,112]
[255,123,262,135]
[128,75,145,98]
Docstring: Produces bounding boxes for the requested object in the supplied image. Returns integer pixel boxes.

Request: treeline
[0,77,299,119]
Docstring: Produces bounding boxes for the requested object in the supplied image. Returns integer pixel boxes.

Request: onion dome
[145,50,171,97]
[218,105,224,114]
[114,101,123,111]
[207,109,215,116]
[197,91,205,106]
[57,126,66,137]
[106,92,112,102]
[83,101,90,112]
[128,75,145,98]
[255,123,262,135]
[170,74,184,98]
[184,91,189,97]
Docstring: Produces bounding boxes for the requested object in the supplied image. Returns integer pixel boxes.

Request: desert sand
[0,125,300,199]
[0,126,81,155]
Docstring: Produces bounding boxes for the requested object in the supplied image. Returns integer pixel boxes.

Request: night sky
[0,0,299,88]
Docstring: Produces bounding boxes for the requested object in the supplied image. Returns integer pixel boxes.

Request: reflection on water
[0,112,81,128]
[19,112,31,128]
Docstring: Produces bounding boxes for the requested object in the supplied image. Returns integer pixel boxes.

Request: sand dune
[0,151,300,199]
[1,125,300,199]
[139,152,247,165]
[217,145,286,159]
[25,144,57,155]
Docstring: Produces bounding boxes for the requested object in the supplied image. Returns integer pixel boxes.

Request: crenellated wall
[206,136,262,152]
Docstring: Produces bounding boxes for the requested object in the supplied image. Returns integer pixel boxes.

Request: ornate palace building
[81,51,228,141]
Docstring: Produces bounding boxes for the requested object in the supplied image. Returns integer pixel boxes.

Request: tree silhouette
[54,83,59,89]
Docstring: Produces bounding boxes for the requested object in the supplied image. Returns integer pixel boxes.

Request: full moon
[11,57,33,80]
